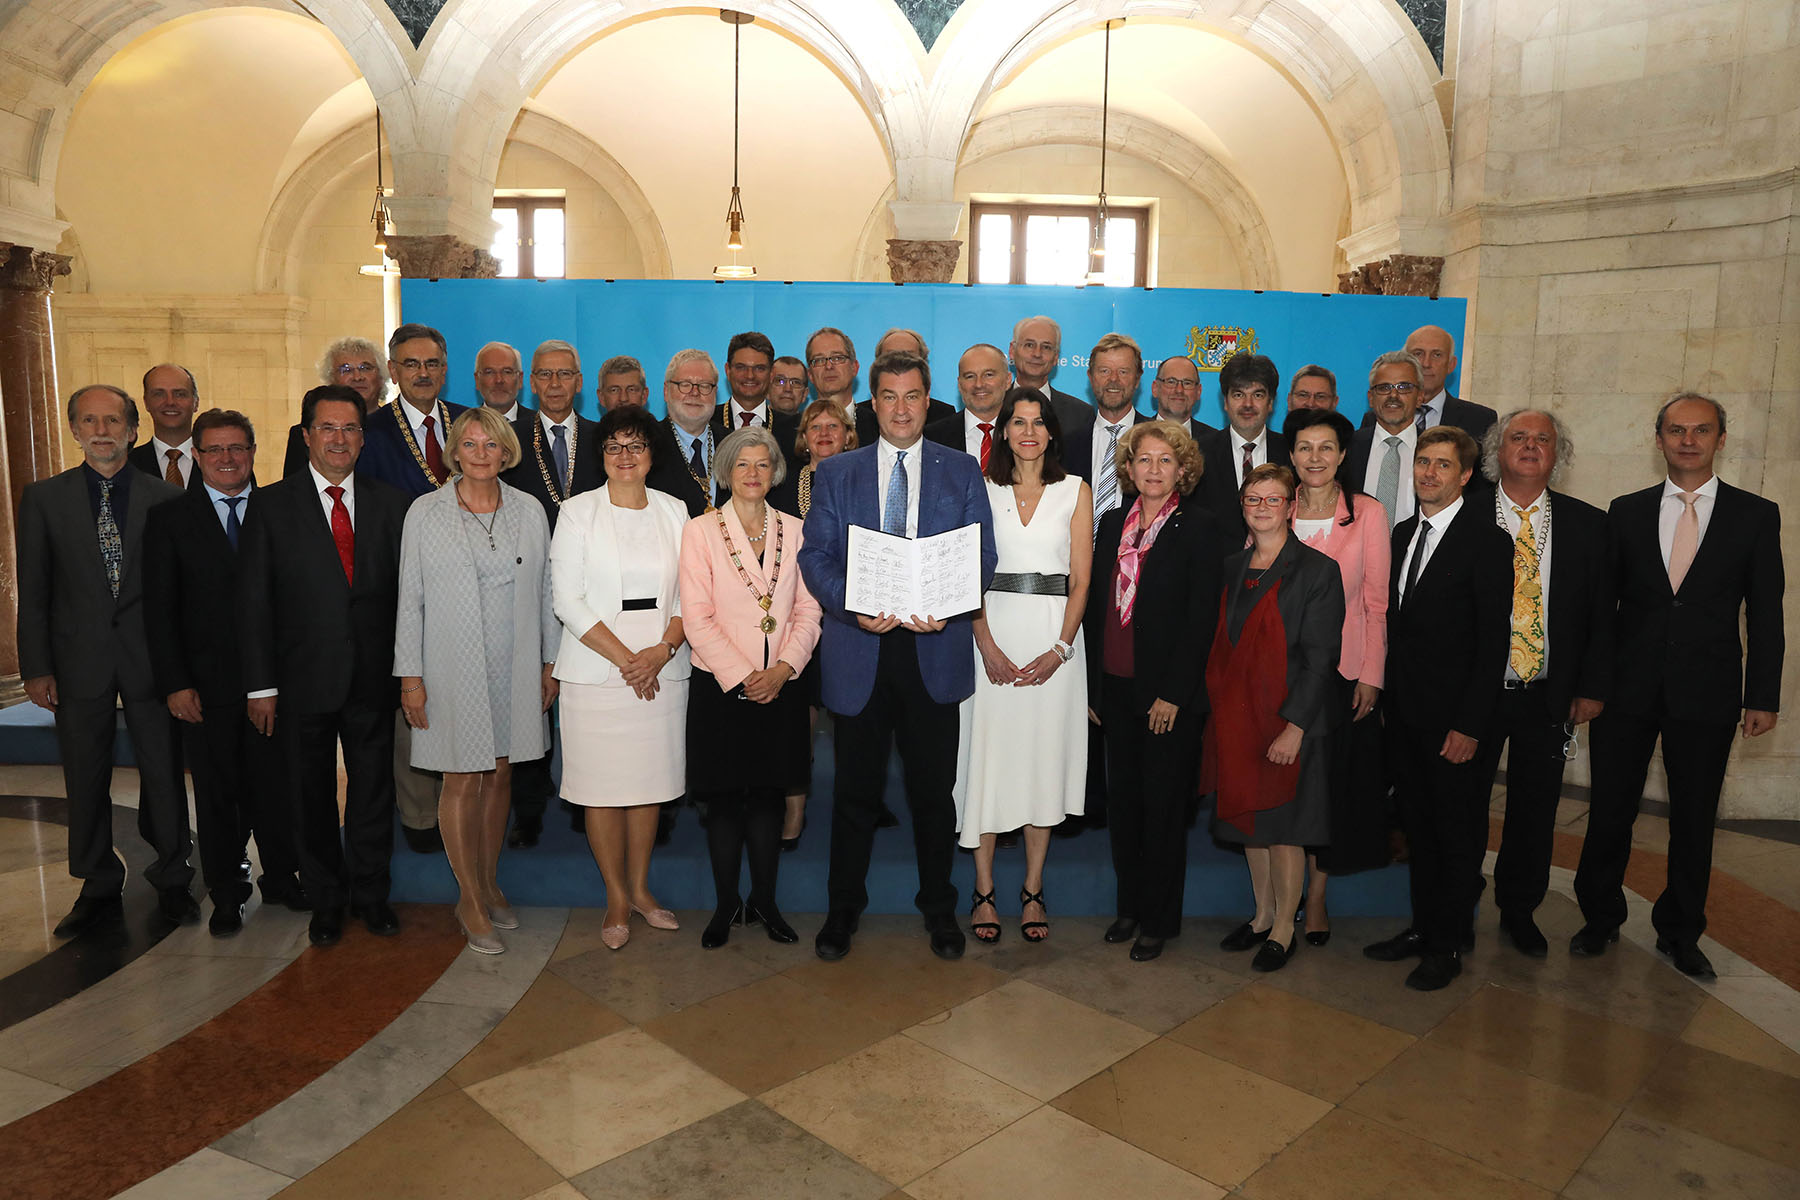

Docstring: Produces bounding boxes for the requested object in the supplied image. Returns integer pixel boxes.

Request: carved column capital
[0,246,72,293]
[386,234,499,279]
[886,238,962,284]
[1337,254,1442,299]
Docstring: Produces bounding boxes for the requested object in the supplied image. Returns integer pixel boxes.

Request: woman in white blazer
[550,405,690,950]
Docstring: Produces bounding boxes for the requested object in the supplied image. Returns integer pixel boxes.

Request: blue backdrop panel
[402,280,1466,430]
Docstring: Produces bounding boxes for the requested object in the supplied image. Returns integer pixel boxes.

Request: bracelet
[662,642,677,658]
[400,684,422,694]
[1052,640,1074,663]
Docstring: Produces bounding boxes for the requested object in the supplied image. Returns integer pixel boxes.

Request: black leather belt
[990,572,1068,596]
[621,597,657,611]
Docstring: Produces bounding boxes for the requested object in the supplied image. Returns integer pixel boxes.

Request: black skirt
[685,665,812,795]
[1313,672,1393,874]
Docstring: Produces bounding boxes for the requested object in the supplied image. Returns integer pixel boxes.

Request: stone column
[886,239,962,283]
[385,234,500,279]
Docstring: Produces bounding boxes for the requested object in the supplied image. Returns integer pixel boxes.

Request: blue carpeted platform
[0,699,135,765]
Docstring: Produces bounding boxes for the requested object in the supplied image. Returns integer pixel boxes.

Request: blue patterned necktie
[96,477,122,598]
[222,495,243,551]
[1093,423,1123,537]
[551,423,570,492]
[883,450,909,536]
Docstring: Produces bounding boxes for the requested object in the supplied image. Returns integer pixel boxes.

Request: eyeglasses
[1559,722,1579,762]
[195,444,253,457]
[398,358,445,372]
[602,441,649,457]
[478,367,520,379]
[668,380,718,396]
[335,362,378,377]
[1241,495,1291,508]
[773,375,807,388]
[1155,377,1200,390]
[808,353,852,368]
[532,368,578,382]
[1370,382,1418,395]
[313,423,363,436]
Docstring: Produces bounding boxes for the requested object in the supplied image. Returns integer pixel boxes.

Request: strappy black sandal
[970,889,1001,943]
[1020,887,1049,943]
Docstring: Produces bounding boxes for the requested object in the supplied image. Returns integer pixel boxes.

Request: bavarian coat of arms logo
[1186,325,1260,371]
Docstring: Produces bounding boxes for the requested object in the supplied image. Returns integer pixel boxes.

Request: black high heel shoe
[1019,887,1049,943]
[743,900,797,944]
[970,889,1001,943]
[701,903,743,949]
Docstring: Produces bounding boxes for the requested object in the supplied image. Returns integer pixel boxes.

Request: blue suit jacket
[358,399,471,498]
[798,441,997,715]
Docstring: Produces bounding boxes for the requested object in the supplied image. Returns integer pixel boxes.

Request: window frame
[491,195,568,279]
[968,200,1150,287]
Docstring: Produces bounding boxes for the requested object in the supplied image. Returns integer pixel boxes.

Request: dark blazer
[1386,497,1514,736]
[142,487,255,706]
[645,418,713,516]
[1360,394,1498,443]
[1347,424,1493,528]
[1508,489,1615,718]
[1606,480,1784,722]
[283,424,309,480]
[129,441,205,492]
[923,413,973,455]
[1065,408,1153,485]
[853,397,957,447]
[798,440,998,714]
[1198,426,1293,548]
[358,399,470,498]
[238,470,409,715]
[501,411,605,531]
[1085,497,1224,715]
[17,466,183,700]
[1221,536,1346,735]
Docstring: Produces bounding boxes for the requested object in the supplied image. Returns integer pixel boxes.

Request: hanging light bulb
[1084,20,1120,287]
[714,10,757,280]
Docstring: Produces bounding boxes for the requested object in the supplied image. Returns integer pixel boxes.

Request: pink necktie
[1668,491,1699,592]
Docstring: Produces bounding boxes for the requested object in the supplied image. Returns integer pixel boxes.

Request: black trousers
[287,701,396,911]
[1468,686,1569,918]
[699,786,783,913]
[1388,718,1490,956]
[1099,674,1202,939]
[827,632,959,918]
[185,703,298,902]
[55,689,193,897]
[1575,708,1736,944]
[509,753,555,823]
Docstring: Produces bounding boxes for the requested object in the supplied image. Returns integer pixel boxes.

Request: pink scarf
[1114,494,1179,624]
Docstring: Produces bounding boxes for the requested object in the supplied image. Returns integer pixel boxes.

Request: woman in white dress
[955,386,1093,943]
[550,405,690,950]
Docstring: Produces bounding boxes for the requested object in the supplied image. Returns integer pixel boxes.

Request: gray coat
[394,478,558,771]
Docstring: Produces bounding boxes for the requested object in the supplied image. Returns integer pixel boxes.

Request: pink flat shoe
[601,923,629,950]
[631,903,680,931]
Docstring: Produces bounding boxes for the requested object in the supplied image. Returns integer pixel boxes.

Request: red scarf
[1113,494,1178,624]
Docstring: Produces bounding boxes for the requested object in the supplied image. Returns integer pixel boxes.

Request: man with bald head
[1009,315,1096,445]
[473,342,532,423]
[925,343,1010,465]
[1149,354,1218,446]
[130,364,205,492]
[1402,325,1495,441]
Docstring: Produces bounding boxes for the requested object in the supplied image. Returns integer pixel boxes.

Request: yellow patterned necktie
[1510,504,1544,680]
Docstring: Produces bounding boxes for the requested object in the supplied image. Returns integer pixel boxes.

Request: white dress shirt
[727,398,770,429]
[962,409,1000,459]
[1398,494,1463,604]
[308,463,356,526]
[399,398,445,454]
[876,437,923,538]
[1658,474,1719,570]
[204,482,252,535]
[150,436,195,486]
[541,411,577,441]
[491,400,521,422]
[1362,423,1419,525]
[1089,414,1133,492]
[1499,487,1552,680]
[1224,426,1269,488]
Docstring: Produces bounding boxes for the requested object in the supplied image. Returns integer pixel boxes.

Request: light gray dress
[394,478,559,772]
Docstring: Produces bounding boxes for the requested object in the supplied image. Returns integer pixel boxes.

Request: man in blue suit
[800,349,997,962]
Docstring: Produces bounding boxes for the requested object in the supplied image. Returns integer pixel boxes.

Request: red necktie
[421,414,447,484]
[739,410,755,428]
[326,485,355,585]
[977,422,993,471]
[1241,441,1255,484]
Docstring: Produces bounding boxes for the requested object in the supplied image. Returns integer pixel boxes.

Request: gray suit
[17,465,192,896]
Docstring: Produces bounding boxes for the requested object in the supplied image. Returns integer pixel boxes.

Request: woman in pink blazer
[678,426,823,950]
[1283,408,1392,944]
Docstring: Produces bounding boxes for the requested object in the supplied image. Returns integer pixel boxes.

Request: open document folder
[845,523,982,620]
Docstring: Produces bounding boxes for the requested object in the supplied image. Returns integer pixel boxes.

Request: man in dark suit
[499,338,603,849]
[850,329,956,446]
[647,348,723,516]
[1405,325,1496,442]
[241,385,411,947]
[1572,393,1785,977]
[1287,364,1339,412]
[1364,425,1513,990]
[799,349,997,963]
[358,322,463,852]
[923,343,1010,465]
[1197,352,1292,546]
[1149,353,1219,446]
[144,409,304,936]
[1346,350,1427,533]
[18,384,193,936]
[128,363,205,491]
[473,341,533,424]
[1009,315,1096,443]
[1063,332,1152,496]
[285,335,386,479]
[1467,410,1613,958]
[715,331,802,513]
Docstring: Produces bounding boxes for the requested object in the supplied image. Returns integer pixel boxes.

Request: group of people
[17,315,1781,989]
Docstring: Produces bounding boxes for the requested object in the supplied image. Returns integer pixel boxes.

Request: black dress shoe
[745,901,798,944]
[1304,930,1332,947]
[309,908,344,947]
[701,903,740,950]
[1104,917,1139,944]
[208,896,244,938]
[1405,951,1463,991]
[926,913,966,961]
[351,900,401,936]
[1656,936,1716,978]
[507,815,541,849]
[1129,935,1166,962]
[1220,921,1272,952]
[401,824,443,854]
[158,887,202,925]
[53,893,122,938]
[1363,927,1426,961]
[259,876,312,913]
[1500,912,1549,959]
[815,909,858,961]
[1568,924,1620,957]
[875,805,900,829]
[1252,937,1297,972]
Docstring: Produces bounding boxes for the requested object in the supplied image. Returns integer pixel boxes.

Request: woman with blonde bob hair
[395,405,560,955]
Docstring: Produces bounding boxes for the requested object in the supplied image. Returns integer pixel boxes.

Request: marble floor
[1,766,1798,1199]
